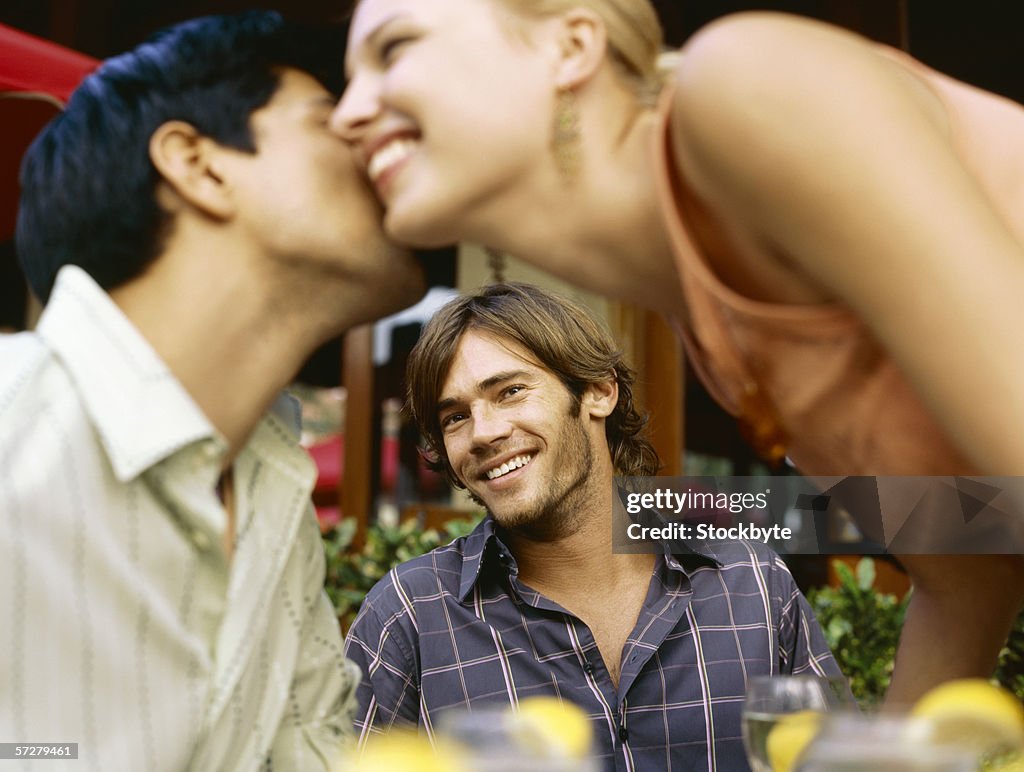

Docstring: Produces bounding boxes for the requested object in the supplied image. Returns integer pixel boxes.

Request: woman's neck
[478,108,683,315]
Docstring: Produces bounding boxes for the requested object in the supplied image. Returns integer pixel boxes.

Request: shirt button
[583,662,595,676]
[192,530,210,550]
[619,726,629,742]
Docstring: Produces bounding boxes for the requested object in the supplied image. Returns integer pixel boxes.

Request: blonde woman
[331,0,1024,705]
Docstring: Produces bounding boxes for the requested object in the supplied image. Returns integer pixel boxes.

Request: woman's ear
[149,120,234,220]
[553,8,608,90]
[583,376,619,419]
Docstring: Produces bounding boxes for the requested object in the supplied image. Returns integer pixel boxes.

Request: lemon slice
[766,710,823,772]
[513,696,594,759]
[350,730,467,772]
[910,679,1024,756]
[989,752,1024,771]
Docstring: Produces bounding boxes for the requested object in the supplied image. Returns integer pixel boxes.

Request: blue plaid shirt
[344,517,841,771]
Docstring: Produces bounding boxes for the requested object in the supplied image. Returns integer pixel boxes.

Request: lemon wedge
[766,710,823,772]
[513,696,594,759]
[911,679,1024,756]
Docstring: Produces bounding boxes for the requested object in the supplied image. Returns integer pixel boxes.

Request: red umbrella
[0,24,97,241]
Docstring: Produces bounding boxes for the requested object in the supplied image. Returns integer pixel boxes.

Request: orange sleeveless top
[654,48,1024,476]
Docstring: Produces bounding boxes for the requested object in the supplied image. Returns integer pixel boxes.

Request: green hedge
[322,516,480,631]
[807,557,1024,707]
[806,558,908,708]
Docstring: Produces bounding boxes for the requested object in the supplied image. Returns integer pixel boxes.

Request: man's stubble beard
[480,411,597,541]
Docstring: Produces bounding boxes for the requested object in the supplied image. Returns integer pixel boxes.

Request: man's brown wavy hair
[406,282,660,488]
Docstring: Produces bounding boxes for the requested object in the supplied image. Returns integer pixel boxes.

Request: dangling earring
[552,88,581,184]
[485,247,507,284]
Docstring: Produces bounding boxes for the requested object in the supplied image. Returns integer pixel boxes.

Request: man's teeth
[367,138,417,182]
[486,455,533,480]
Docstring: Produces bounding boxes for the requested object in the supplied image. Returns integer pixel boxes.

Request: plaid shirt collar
[456,514,723,603]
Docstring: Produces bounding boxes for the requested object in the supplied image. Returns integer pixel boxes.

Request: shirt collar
[457,516,513,602]
[37,265,219,482]
[664,540,724,574]
[456,513,723,602]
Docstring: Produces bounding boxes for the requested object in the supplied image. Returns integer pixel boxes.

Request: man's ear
[149,120,234,220]
[553,8,608,90]
[582,376,618,419]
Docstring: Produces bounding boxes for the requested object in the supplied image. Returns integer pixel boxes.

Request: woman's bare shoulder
[667,11,944,157]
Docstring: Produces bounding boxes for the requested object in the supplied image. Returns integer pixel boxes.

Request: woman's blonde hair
[352,0,669,101]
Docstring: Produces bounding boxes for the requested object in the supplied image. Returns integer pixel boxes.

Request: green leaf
[856,557,876,591]
[834,560,855,589]
[333,517,358,549]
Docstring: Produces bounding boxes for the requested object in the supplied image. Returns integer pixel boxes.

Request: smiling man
[1,11,424,770]
[344,283,840,771]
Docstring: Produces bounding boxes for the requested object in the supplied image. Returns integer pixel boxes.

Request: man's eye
[503,385,524,398]
[441,413,465,429]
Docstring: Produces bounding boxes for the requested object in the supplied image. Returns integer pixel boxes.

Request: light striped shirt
[345,516,840,771]
[0,266,358,770]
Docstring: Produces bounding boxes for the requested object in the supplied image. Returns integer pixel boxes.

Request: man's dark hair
[406,282,661,487]
[16,10,345,303]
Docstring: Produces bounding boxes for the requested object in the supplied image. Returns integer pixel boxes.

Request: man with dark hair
[344,282,841,770]
[1,11,424,769]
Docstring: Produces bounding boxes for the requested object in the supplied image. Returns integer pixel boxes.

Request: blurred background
[1,0,1022,103]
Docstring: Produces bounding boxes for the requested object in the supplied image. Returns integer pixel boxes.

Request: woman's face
[332,0,562,247]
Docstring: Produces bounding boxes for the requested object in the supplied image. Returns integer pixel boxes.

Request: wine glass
[741,675,854,772]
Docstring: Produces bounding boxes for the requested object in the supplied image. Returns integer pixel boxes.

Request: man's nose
[469,405,513,449]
